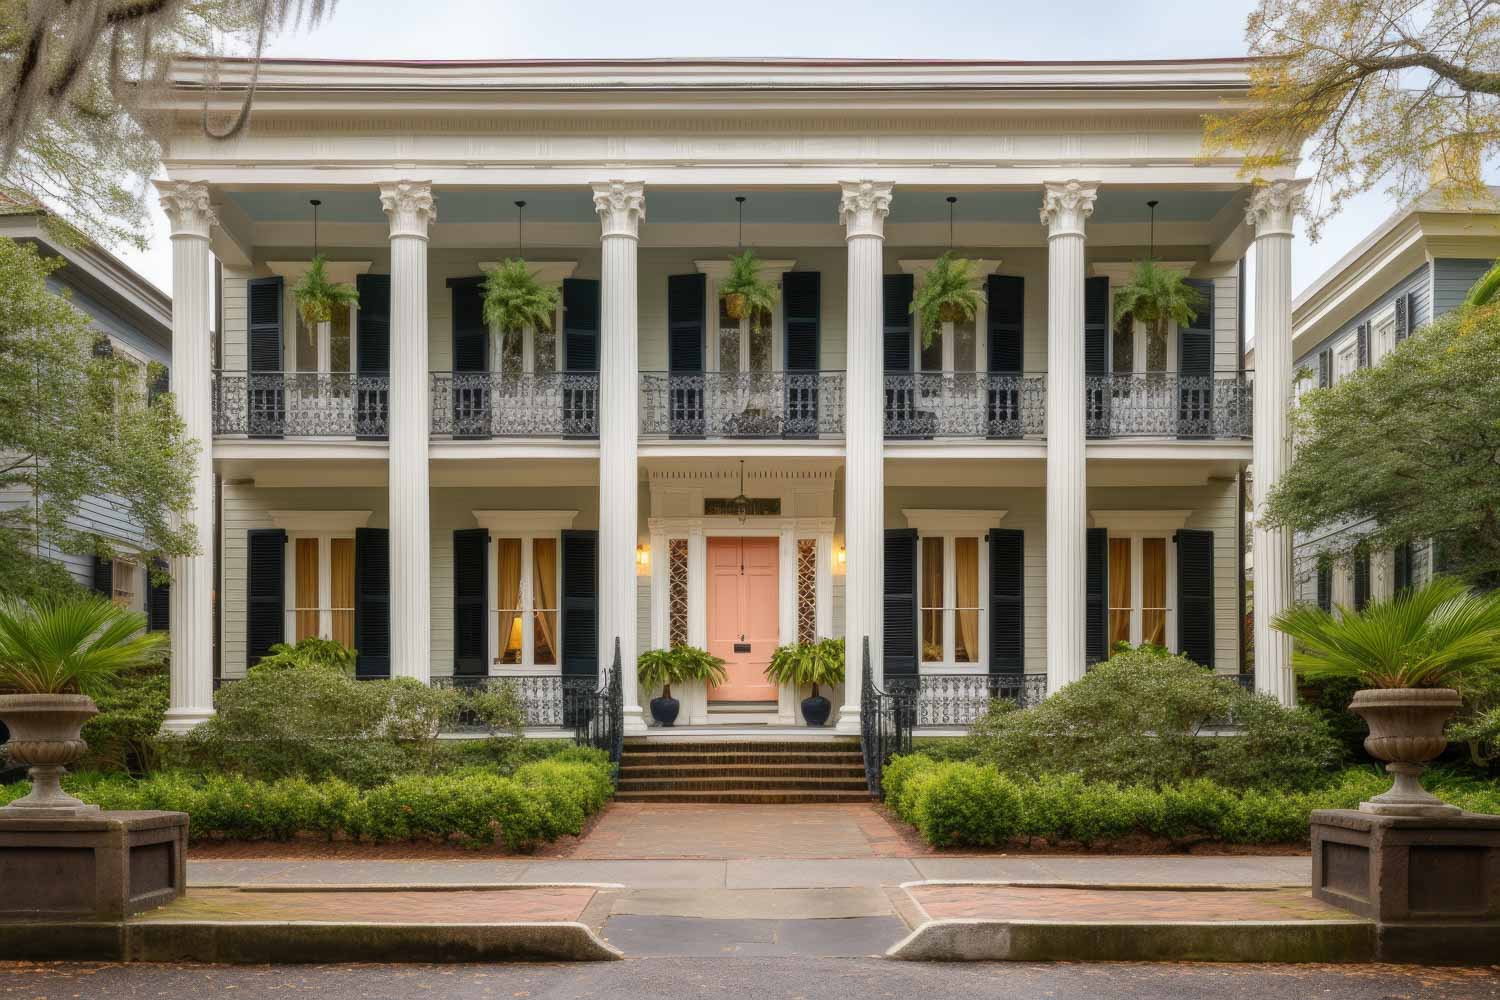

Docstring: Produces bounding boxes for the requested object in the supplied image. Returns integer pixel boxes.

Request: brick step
[618,776,870,793]
[618,752,864,767]
[619,764,867,780]
[614,789,872,804]
[622,741,860,755]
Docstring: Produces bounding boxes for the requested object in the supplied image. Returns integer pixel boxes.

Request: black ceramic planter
[801,694,831,727]
[650,695,680,727]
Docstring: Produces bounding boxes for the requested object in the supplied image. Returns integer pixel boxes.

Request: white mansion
[145,57,1303,736]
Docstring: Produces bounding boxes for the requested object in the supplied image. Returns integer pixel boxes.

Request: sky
[114,0,1398,309]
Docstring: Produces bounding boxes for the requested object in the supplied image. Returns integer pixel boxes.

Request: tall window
[111,558,137,610]
[495,536,559,667]
[920,535,982,666]
[718,298,773,373]
[293,300,354,373]
[495,312,558,377]
[287,535,355,647]
[1110,301,1168,373]
[1108,535,1171,648]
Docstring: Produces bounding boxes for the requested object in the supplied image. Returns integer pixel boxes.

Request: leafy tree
[1205,0,1500,238]
[1264,303,1500,582]
[0,237,196,596]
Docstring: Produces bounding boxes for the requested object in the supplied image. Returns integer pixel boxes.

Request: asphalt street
[3,960,1498,999]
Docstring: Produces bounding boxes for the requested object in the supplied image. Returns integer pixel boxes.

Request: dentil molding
[1245,179,1308,238]
[379,180,437,239]
[1040,180,1099,239]
[156,180,216,239]
[839,180,893,239]
[593,180,646,238]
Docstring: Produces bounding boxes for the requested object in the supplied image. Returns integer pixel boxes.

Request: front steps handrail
[859,637,914,799]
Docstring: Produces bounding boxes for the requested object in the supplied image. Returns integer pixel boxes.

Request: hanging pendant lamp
[724,196,752,320]
[1147,199,1158,260]
[731,459,752,524]
[515,199,527,260]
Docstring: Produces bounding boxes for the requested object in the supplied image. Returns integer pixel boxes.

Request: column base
[834,708,862,735]
[622,705,649,735]
[159,707,215,735]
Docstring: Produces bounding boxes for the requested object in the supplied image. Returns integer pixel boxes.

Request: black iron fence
[430,371,600,439]
[639,371,845,438]
[213,371,390,438]
[884,372,1047,439]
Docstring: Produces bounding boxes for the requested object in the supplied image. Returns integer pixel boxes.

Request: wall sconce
[835,544,847,574]
[636,544,650,573]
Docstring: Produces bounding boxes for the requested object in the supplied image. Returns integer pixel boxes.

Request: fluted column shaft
[837,180,892,733]
[1248,180,1306,707]
[593,181,647,732]
[158,181,216,733]
[381,181,435,682]
[1041,181,1098,694]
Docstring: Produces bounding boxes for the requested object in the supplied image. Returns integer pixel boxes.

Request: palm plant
[0,596,167,697]
[636,645,728,699]
[765,637,846,695]
[719,249,779,321]
[1111,260,1205,346]
[482,258,560,334]
[1273,576,1500,689]
[1465,260,1500,308]
[912,252,981,347]
[292,255,359,342]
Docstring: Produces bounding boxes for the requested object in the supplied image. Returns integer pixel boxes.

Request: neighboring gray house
[1276,187,1500,610]
[0,201,174,624]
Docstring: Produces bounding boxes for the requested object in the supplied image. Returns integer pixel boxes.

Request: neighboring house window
[286,534,356,647]
[1334,339,1358,384]
[1107,535,1173,648]
[919,534,983,666]
[495,536,559,667]
[111,558,137,610]
[1372,311,1396,364]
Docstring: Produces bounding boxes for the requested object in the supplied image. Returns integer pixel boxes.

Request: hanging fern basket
[937,301,968,323]
[723,292,748,320]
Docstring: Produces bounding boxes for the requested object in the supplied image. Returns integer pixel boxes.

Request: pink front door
[706,537,780,702]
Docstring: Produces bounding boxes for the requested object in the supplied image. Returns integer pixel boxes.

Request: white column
[1247,180,1307,707]
[379,181,436,682]
[1040,180,1098,694]
[837,180,892,733]
[593,181,647,733]
[157,181,217,733]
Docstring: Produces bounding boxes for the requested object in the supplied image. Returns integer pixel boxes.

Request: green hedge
[883,755,1500,848]
[0,749,612,852]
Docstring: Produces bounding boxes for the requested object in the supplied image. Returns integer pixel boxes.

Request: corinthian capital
[156,181,216,239]
[379,180,436,240]
[838,180,893,239]
[1040,181,1098,239]
[592,181,646,238]
[1245,179,1308,238]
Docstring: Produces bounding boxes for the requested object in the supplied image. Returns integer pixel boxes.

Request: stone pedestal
[1311,808,1500,963]
[0,810,187,920]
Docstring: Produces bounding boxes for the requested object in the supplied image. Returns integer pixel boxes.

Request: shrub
[81,662,169,774]
[963,648,1343,790]
[914,762,1022,847]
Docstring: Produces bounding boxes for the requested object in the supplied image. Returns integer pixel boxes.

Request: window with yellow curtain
[532,538,558,665]
[496,538,523,665]
[1108,537,1132,647]
[953,537,979,663]
[920,537,944,662]
[1142,537,1167,646]
[295,538,320,641]
[330,538,355,648]
[293,536,356,648]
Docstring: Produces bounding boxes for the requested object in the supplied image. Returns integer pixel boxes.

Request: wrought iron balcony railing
[884,372,1047,439]
[212,371,390,438]
[429,371,600,439]
[639,371,845,439]
[1085,372,1252,439]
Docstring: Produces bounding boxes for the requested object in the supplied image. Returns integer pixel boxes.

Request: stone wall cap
[0,809,188,833]
[1312,808,1500,832]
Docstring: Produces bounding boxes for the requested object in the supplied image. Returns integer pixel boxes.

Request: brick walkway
[909,884,1350,923]
[136,886,595,924]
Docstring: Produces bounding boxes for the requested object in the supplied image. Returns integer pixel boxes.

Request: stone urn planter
[0,693,100,816]
[1349,687,1463,818]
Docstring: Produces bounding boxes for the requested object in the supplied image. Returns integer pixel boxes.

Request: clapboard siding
[1214,272,1239,374]
[1295,263,1431,368]
[1432,257,1495,318]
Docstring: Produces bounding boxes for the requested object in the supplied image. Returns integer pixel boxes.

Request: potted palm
[765,637,846,726]
[1274,577,1500,817]
[482,258,560,335]
[637,645,728,727]
[1110,259,1205,346]
[912,252,981,347]
[292,255,359,341]
[0,596,168,815]
[719,249,778,322]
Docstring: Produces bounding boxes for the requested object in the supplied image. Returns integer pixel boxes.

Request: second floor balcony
[429,371,600,440]
[638,370,845,439]
[213,371,390,439]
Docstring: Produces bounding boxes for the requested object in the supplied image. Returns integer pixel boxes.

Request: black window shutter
[1393,294,1409,344]
[883,528,919,678]
[1318,348,1332,388]
[1394,542,1413,596]
[1405,292,1419,337]
[1084,276,1110,437]
[447,276,490,438]
[1174,528,1215,668]
[989,528,1025,675]
[1179,278,1216,437]
[563,278,600,371]
[247,276,285,437]
[560,530,599,676]
[1086,527,1108,665]
[1353,553,1371,612]
[354,527,391,678]
[1316,560,1333,612]
[987,275,1024,373]
[452,528,489,676]
[146,560,170,632]
[148,367,169,404]
[246,528,286,667]
[92,554,113,596]
[1356,323,1370,369]
[355,274,390,439]
[783,271,821,437]
[883,274,914,372]
[666,274,706,436]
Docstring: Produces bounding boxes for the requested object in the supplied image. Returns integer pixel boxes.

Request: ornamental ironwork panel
[797,538,817,645]
[429,371,600,438]
[667,539,689,648]
[1084,373,1252,439]
[212,371,389,438]
[639,371,845,438]
[910,672,1048,726]
[883,372,1046,439]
